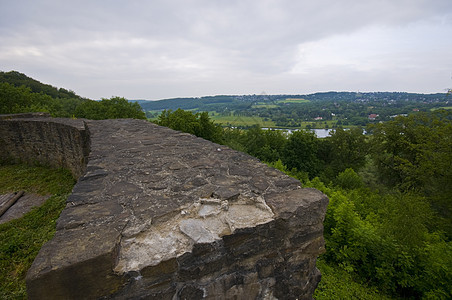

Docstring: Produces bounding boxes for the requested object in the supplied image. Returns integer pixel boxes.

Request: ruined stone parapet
[0,113,90,178]
[1,116,328,299]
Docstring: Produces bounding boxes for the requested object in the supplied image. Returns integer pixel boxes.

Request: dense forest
[0,71,145,120]
[1,71,451,298]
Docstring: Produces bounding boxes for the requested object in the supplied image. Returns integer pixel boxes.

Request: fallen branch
[0,191,25,217]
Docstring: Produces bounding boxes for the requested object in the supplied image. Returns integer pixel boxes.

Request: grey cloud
[1,0,451,98]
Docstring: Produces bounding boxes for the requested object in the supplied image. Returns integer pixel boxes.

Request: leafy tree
[241,126,287,162]
[0,71,146,119]
[0,71,90,117]
[74,97,146,120]
[281,129,321,178]
[196,111,224,143]
[157,109,200,133]
[243,125,267,158]
[328,127,368,174]
[369,111,452,232]
[0,82,30,114]
[336,168,364,190]
[0,71,83,100]
[305,178,451,299]
[156,109,223,143]
[0,82,61,115]
[222,127,247,152]
[100,97,146,119]
[74,99,104,119]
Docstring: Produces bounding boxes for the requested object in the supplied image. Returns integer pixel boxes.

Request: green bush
[315,258,392,299]
[335,168,364,190]
[305,176,452,299]
[155,109,224,143]
[74,97,146,120]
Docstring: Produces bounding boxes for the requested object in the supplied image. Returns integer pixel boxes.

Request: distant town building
[368,114,379,120]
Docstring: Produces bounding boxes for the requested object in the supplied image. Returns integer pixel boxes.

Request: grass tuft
[0,164,75,299]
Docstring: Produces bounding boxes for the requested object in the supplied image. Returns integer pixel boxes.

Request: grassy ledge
[0,164,76,299]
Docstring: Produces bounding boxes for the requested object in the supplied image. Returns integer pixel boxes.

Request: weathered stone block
[0,114,90,178]
[1,115,328,299]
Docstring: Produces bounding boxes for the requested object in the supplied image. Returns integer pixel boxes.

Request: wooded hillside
[0,71,145,120]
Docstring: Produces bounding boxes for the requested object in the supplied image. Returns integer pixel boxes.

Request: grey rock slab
[0,116,330,299]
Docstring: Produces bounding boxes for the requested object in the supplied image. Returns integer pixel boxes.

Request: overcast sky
[1,0,451,100]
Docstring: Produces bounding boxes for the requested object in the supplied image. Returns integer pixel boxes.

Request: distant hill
[0,71,145,119]
[138,91,449,128]
[137,92,448,112]
[0,71,85,100]
[138,95,243,111]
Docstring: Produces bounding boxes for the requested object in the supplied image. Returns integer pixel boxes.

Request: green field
[210,113,275,127]
[251,104,279,108]
[431,106,452,111]
[278,98,310,104]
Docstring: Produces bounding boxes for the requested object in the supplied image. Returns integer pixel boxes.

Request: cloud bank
[1,0,451,99]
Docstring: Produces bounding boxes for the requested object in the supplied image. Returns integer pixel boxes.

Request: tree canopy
[74,97,146,120]
[155,109,223,143]
[0,71,146,120]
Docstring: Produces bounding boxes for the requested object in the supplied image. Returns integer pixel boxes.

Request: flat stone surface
[1,117,330,299]
[51,119,296,274]
[0,193,50,224]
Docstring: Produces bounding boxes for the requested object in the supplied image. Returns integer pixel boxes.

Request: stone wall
[1,115,328,299]
[0,113,90,179]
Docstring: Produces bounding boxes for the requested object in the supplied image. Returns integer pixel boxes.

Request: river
[262,128,333,138]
